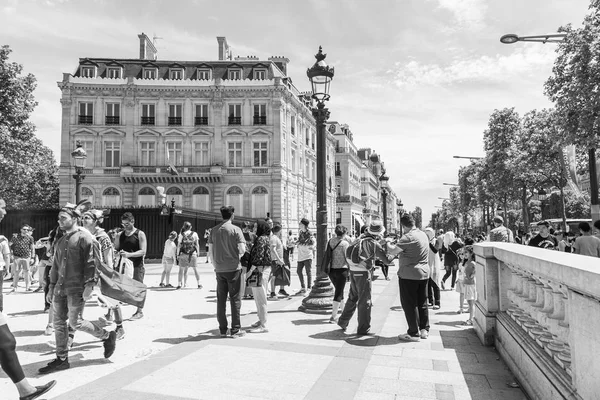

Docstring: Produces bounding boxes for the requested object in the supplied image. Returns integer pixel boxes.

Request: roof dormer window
[169,68,184,80]
[253,69,267,80]
[228,69,242,80]
[197,68,211,80]
[81,66,96,78]
[107,67,122,79]
[143,67,157,79]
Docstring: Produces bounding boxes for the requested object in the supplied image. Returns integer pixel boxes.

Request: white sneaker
[250,326,268,333]
[398,333,420,342]
[44,325,54,336]
[420,329,429,339]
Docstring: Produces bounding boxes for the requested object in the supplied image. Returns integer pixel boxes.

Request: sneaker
[130,312,143,321]
[44,324,54,336]
[251,321,262,328]
[103,331,117,358]
[43,305,50,313]
[338,323,347,332]
[220,332,229,338]
[115,326,125,340]
[159,283,165,287]
[20,380,57,400]
[268,292,277,299]
[165,284,174,288]
[328,316,338,324]
[250,326,268,333]
[433,305,440,310]
[230,330,246,338]
[398,333,421,342]
[385,277,390,281]
[298,288,306,295]
[198,284,203,289]
[456,309,462,314]
[39,357,70,374]
[278,289,289,297]
[441,281,445,290]
[33,286,43,293]
[176,286,182,290]
[420,329,429,339]
[463,319,473,326]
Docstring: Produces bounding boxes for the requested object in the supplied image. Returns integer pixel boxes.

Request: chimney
[138,33,157,60]
[217,37,230,61]
[269,56,290,75]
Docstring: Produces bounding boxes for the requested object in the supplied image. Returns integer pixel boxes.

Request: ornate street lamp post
[537,188,548,220]
[299,46,335,313]
[71,141,88,203]
[380,173,390,233]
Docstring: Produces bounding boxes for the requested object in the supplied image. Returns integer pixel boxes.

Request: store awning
[354,214,365,227]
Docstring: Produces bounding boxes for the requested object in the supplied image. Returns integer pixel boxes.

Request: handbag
[274,264,291,286]
[246,268,263,288]
[322,239,342,274]
[98,263,147,308]
[117,256,134,279]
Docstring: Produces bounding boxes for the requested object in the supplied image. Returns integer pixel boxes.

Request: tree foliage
[409,206,422,229]
[0,45,59,209]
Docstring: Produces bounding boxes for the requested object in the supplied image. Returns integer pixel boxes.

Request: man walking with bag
[209,206,247,338]
[39,202,117,374]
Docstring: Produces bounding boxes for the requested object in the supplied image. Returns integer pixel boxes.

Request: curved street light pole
[501,32,599,223]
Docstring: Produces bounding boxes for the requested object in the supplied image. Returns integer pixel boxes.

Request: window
[228,104,242,125]
[81,66,95,78]
[291,149,296,173]
[312,161,315,181]
[140,142,156,166]
[169,69,183,80]
[81,187,94,204]
[227,142,242,167]
[228,69,241,80]
[305,128,310,147]
[290,115,296,136]
[166,142,183,166]
[283,145,286,164]
[194,142,209,165]
[253,69,267,80]
[79,102,93,124]
[137,187,156,207]
[226,186,244,216]
[143,68,157,79]
[192,186,210,211]
[105,141,121,167]
[306,159,310,176]
[253,142,268,167]
[141,104,155,125]
[105,103,120,125]
[75,141,94,167]
[335,162,341,176]
[168,104,182,126]
[197,68,211,80]
[166,187,183,208]
[311,131,316,150]
[195,104,209,125]
[102,187,121,207]
[107,67,121,79]
[253,104,266,125]
[252,186,269,218]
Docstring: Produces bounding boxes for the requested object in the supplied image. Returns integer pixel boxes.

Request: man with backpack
[177,221,202,289]
[489,216,514,243]
[337,219,389,335]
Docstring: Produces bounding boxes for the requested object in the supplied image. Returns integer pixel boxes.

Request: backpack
[345,238,375,269]
[250,236,272,267]
[179,232,196,255]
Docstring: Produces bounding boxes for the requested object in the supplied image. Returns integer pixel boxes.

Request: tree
[0,45,59,209]
[410,206,422,229]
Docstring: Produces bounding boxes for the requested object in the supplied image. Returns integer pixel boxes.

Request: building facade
[57,34,337,234]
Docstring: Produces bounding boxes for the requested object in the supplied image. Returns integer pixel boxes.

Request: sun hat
[366,219,385,236]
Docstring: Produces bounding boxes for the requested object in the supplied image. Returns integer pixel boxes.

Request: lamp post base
[298,274,335,314]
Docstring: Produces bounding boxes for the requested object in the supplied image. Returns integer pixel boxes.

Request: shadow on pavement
[7,309,46,317]
[291,318,329,326]
[12,329,45,337]
[435,320,470,327]
[389,306,403,312]
[153,332,218,345]
[182,313,214,320]
[16,342,56,354]
[309,330,401,348]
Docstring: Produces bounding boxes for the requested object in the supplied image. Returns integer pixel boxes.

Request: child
[461,245,477,325]
[160,231,177,288]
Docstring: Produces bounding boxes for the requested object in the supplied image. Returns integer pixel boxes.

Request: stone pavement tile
[435,391,455,400]
[337,345,374,359]
[455,352,478,365]
[353,391,396,400]
[402,348,461,361]
[462,373,491,390]
[399,368,467,386]
[432,360,449,372]
[370,354,433,370]
[435,384,454,393]
[439,336,471,346]
[373,345,404,357]
[474,352,502,364]
[430,342,446,351]
[320,357,369,383]
[364,364,401,380]
[306,379,361,400]
[485,376,519,390]
[358,378,436,398]
[457,362,513,378]
[462,388,528,400]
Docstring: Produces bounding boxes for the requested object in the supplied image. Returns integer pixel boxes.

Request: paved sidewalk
[1,262,527,400]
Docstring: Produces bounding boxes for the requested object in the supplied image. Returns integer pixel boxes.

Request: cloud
[428,0,488,31]
[387,45,556,87]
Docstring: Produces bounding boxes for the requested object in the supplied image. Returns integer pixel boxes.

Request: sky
[0,0,592,223]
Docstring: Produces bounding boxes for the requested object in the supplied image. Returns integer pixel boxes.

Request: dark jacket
[49,227,98,295]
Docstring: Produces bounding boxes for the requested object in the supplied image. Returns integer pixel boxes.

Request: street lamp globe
[538,188,547,202]
[71,141,87,169]
[500,34,520,44]
[379,173,389,188]
[307,46,334,106]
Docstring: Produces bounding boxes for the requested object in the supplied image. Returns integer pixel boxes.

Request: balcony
[336,195,363,205]
[194,116,208,126]
[474,243,600,400]
[126,165,219,184]
[228,116,241,125]
[168,117,182,126]
[141,116,155,126]
[335,170,341,176]
[105,116,120,125]
[78,115,93,125]
[253,115,266,125]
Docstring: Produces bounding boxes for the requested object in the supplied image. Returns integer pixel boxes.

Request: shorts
[179,254,198,268]
[463,284,477,301]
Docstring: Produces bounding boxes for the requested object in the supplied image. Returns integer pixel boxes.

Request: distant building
[57,33,336,234]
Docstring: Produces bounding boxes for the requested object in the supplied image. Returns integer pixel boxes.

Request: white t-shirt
[0,239,9,271]
[163,239,177,259]
[573,235,600,257]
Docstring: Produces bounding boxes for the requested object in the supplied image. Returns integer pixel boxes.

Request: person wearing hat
[387,214,430,342]
[528,220,558,250]
[39,202,117,375]
[489,216,513,243]
[338,219,389,335]
[8,223,35,293]
[0,198,57,399]
[296,218,315,295]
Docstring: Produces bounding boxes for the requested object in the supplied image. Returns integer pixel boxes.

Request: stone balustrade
[473,243,600,400]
